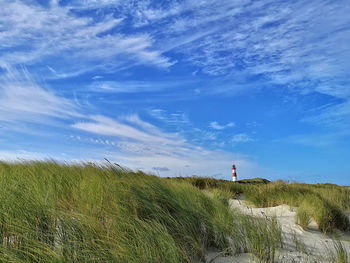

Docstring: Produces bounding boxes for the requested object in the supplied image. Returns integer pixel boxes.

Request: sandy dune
[206,198,350,263]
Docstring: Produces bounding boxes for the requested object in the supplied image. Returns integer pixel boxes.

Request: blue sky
[1,0,350,184]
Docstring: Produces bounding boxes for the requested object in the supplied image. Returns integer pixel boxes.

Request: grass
[327,240,349,263]
[178,176,350,233]
[169,176,269,198]
[296,203,312,230]
[243,182,350,233]
[236,215,282,263]
[0,161,283,262]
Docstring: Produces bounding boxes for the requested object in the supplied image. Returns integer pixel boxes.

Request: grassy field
[0,161,282,263]
[178,177,350,233]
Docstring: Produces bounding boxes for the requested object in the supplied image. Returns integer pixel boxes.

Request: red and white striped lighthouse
[232,164,237,182]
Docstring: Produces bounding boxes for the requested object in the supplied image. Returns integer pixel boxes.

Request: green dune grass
[181,177,350,233]
[0,161,282,262]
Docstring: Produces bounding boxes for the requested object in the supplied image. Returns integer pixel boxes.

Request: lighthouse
[232,164,237,182]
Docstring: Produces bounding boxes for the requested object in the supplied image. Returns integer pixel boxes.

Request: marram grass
[179,176,350,233]
[296,203,312,230]
[0,161,282,262]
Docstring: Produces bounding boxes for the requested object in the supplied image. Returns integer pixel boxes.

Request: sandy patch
[206,199,350,263]
[206,251,256,263]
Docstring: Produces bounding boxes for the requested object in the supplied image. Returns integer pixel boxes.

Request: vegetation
[327,240,349,263]
[2,161,348,262]
[178,177,350,233]
[237,215,282,263]
[0,161,283,262]
[169,176,269,197]
[296,204,312,230]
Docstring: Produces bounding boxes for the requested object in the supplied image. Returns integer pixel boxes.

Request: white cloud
[149,109,190,127]
[0,1,173,76]
[89,80,181,93]
[72,114,186,147]
[0,66,80,123]
[231,133,253,143]
[209,121,235,130]
[71,113,262,178]
[2,0,350,101]
[114,151,259,179]
[303,100,350,129]
[140,0,350,99]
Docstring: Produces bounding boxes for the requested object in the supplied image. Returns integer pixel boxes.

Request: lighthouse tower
[232,164,237,182]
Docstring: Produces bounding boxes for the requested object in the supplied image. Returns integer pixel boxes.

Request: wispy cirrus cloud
[303,100,350,129]
[0,64,260,178]
[130,0,350,99]
[149,109,190,128]
[2,0,350,100]
[0,66,80,123]
[89,80,191,93]
[116,0,350,135]
[71,113,260,178]
[0,62,255,178]
[4,0,349,100]
[72,114,185,147]
[209,121,235,130]
[231,133,254,144]
[0,0,173,77]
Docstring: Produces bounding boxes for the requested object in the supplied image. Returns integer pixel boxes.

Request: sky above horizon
[1,0,350,184]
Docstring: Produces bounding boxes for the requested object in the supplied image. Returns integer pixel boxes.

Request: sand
[205,198,350,263]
